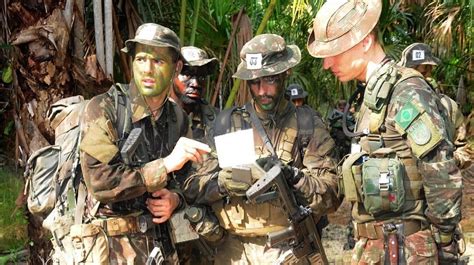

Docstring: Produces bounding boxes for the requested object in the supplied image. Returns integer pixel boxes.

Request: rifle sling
[245,102,277,157]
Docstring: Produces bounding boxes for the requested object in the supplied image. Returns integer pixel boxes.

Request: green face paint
[133,44,176,97]
[249,74,284,112]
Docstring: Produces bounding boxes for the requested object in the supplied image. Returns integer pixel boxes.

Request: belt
[355,220,425,240]
[92,216,143,237]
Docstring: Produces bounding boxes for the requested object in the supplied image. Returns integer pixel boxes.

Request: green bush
[0,167,28,253]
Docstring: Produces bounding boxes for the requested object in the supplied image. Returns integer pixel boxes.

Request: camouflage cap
[398,43,441,68]
[233,34,301,80]
[286,83,308,100]
[181,46,218,74]
[307,0,382,58]
[121,23,184,60]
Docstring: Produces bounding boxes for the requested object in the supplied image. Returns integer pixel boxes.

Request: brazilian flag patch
[395,101,421,131]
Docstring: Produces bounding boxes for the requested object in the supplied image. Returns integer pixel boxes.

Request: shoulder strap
[245,102,277,157]
[214,106,238,136]
[108,83,132,141]
[295,106,315,156]
[168,101,186,147]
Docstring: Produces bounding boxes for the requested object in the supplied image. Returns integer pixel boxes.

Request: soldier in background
[170,46,223,264]
[285,83,308,107]
[399,42,470,170]
[183,34,340,264]
[171,46,219,146]
[308,0,463,263]
[327,99,355,159]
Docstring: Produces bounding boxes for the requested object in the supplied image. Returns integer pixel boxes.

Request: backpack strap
[295,106,315,157]
[107,83,132,146]
[168,101,186,147]
[213,106,239,137]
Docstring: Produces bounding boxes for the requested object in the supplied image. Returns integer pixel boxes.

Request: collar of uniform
[129,83,167,123]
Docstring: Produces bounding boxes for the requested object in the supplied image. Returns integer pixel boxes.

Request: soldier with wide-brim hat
[233,34,301,80]
[307,0,463,264]
[307,0,382,58]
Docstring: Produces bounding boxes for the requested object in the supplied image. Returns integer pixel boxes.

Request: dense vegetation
[0,0,472,262]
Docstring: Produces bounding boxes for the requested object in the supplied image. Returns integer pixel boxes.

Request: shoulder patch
[406,112,443,158]
[395,101,421,131]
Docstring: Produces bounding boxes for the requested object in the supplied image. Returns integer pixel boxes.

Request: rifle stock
[246,164,328,264]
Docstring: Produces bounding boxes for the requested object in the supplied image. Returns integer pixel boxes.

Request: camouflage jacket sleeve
[294,115,341,216]
[79,94,188,203]
[389,80,463,233]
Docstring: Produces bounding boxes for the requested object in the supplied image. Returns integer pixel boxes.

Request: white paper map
[214,129,256,168]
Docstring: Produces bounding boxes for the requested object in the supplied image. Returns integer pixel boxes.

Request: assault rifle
[246,164,328,264]
[120,128,175,265]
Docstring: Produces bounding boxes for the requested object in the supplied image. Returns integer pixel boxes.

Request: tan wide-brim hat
[307,0,382,58]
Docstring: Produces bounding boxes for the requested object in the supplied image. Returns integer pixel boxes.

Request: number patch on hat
[412,50,425,61]
[246,53,262,70]
[291,88,298,96]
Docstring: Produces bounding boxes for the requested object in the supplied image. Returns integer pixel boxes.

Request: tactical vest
[212,103,316,236]
[344,62,429,216]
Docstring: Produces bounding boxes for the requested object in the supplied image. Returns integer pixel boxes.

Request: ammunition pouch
[361,148,406,215]
[69,223,109,264]
[342,148,406,215]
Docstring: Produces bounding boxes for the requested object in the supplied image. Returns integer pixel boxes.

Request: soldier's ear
[362,34,374,52]
[175,60,183,77]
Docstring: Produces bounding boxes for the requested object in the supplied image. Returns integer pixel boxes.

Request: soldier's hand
[438,240,459,264]
[146,189,180,224]
[282,166,304,186]
[163,137,211,173]
[217,168,250,197]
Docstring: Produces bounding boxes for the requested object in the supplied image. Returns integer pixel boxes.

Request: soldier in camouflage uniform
[183,34,340,264]
[170,46,222,264]
[171,46,219,146]
[285,83,308,107]
[77,23,211,264]
[308,0,463,264]
[399,42,470,170]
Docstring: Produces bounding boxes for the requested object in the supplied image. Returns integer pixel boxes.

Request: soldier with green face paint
[308,0,463,264]
[74,23,211,264]
[182,34,340,264]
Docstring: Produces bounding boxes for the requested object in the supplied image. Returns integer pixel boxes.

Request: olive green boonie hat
[233,34,301,80]
[121,23,183,59]
[307,0,382,58]
[398,43,441,68]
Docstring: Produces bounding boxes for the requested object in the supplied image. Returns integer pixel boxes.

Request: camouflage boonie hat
[233,34,301,80]
[121,23,184,60]
[399,43,441,68]
[307,0,382,58]
[181,46,218,74]
[286,83,308,100]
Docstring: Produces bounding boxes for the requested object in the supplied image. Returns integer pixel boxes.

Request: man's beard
[179,93,200,105]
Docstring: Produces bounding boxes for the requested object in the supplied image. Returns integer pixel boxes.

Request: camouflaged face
[233,34,301,80]
[399,43,441,68]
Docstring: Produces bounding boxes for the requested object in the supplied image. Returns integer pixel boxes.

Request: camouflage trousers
[213,234,322,265]
[339,229,438,265]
